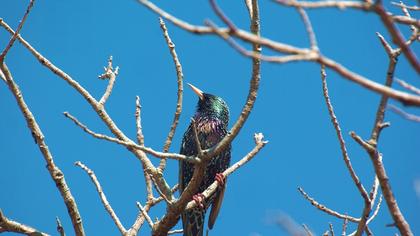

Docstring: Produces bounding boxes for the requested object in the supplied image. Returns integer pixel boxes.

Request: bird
[179,83,231,236]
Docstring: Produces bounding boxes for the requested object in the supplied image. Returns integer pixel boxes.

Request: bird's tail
[182,208,205,236]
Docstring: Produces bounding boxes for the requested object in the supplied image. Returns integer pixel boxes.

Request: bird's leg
[192,193,205,209]
[215,173,225,186]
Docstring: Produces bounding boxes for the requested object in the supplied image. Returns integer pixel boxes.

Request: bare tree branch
[0,19,175,202]
[136,1,420,106]
[136,202,154,229]
[329,223,334,236]
[158,17,184,171]
[75,161,126,234]
[275,0,371,10]
[135,96,145,145]
[393,1,416,32]
[63,111,200,163]
[297,187,360,223]
[3,3,420,107]
[0,209,49,236]
[276,0,420,27]
[2,0,417,235]
[185,133,268,210]
[349,26,414,235]
[204,20,319,64]
[168,229,183,235]
[391,1,420,11]
[98,56,119,106]
[320,65,369,202]
[341,218,348,236]
[296,7,318,51]
[366,195,383,225]
[396,79,420,95]
[373,1,420,74]
[56,217,65,236]
[0,0,35,61]
[388,104,420,122]
[276,0,420,73]
[0,62,85,236]
[350,131,413,236]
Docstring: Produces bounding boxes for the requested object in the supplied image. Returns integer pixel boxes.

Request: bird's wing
[179,124,206,236]
[208,145,231,229]
[208,181,226,229]
[179,124,193,193]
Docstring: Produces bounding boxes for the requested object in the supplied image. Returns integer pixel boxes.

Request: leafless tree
[0,0,418,236]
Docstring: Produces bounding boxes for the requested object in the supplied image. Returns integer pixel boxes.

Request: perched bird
[179,83,231,236]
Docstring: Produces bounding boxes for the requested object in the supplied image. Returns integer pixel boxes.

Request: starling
[179,83,231,236]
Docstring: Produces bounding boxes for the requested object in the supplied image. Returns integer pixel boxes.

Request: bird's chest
[196,118,223,146]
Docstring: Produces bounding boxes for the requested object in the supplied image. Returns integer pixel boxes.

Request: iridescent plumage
[179,85,231,236]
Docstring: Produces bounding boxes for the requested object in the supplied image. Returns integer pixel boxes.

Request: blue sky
[1,1,419,235]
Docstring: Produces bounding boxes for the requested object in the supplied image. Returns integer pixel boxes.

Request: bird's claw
[192,193,205,209]
[215,173,225,186]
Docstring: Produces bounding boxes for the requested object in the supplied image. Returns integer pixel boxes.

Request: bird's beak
[187,83,204,100]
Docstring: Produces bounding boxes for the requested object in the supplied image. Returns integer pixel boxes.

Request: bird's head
[188,83,229,125]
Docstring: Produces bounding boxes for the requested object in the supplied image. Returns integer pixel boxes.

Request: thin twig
[296,7,318,51]
[0,63,85,236]
[395,1,416,32]
[320,65,369,201]
[376,32,395,57]
[185,133,268,210]
[391,15,420,28]
[349,195,383,236]
[136,202,154,228]
[63,111,200,163]
[56,217,65,236]
[373,2,420,74]
[297,187,360,223]
[150,174,172,205]
[245,0,253,18]
[75,161,126,234]
[350,131,413,236]
[158,17,184,171]
[135,96,145,145]
[204,20,319,64]
[126,203,152,236]
[0,0,35,61]
[329,223,335,236]
[98,56,119,106]
[128,184,183,236]
[391,1,420,11]
[151,184,179,206]
[0,18,174,202]
[367,195,383,225]
[275,0,371,10]
[302,224,314,236]
[209,0,238,31]
[341,218,348,236]
[388,104,420,122]
[396,79,420,95]
[168,229,183,235]
[0,209,49,236]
